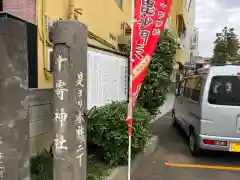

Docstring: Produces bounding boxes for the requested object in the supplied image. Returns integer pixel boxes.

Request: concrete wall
[0,13,30,179]
[28,89,54,154]
[0,13,53,156]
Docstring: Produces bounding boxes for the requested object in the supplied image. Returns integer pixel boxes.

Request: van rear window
[208,76,240,106]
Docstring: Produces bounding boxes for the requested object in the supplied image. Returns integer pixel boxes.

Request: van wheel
[172,111,177,127]
[188,131,202,157]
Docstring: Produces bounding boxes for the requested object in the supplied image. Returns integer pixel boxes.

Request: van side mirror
[175,80,184,96]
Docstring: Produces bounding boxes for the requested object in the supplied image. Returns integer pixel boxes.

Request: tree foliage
[212,26,240,65]
[137,29,177,115]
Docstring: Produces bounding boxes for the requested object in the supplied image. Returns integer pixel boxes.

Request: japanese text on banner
[131,0,172,106]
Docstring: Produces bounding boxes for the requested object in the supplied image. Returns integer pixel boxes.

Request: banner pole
[127,136,132,180]
[127,0,172,179]
[127,1,135,180]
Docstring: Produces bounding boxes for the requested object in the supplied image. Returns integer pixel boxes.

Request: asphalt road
[132,112,240,180]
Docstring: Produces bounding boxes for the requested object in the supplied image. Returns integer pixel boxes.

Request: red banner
[126,0,172,137]
[131,0,172,105]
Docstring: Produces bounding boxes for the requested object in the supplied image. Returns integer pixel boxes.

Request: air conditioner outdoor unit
[117,35,131,45]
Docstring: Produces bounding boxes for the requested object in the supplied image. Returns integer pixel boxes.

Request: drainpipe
[69,0,75,20]
[42,0,49,79]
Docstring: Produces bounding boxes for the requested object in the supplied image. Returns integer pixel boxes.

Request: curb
[105,135,158,180]
[150,109,172,123]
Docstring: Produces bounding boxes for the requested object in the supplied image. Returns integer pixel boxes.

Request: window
[208,76,240,106]
[0,0,2,11]
[183,77,192,98]
[188,0,192,11]
[191,76,203,101]
[184,0,188,8]
[183,75,203,102]
[184,0,192,11]
[177,15,186,49]
[115,0,123,9]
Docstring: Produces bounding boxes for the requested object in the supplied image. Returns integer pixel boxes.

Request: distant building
[183,0,196,64]
[168,0,196,83]
[204,57,211,64]
[188,56,211,69]
[190,28,199,63]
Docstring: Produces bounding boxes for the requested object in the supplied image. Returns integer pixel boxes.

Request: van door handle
[189,111,200,120]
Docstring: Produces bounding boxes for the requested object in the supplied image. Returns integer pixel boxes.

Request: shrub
[138,29,177,115]
[87,155,109,180]
[30,101,151,179]
[30,149,109,180]
[87,101,151,167]
[30,149,53,180]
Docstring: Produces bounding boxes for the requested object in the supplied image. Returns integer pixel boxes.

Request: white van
[173,65,240,156]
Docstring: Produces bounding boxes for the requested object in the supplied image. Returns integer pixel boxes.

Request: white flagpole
[127,135,132,180]
[127,1,135,180]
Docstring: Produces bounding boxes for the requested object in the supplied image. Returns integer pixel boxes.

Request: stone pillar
[52,20,88,180]
[0,14,29,180]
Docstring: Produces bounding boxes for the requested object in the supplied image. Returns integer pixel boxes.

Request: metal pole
[52,20,88,180]
[127,136,132,180]
[69,0,75,19]
[127,1,135,180]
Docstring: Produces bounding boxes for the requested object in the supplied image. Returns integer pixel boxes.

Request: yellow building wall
[169,0,178,38]
[169,0,185,66]
[176,49,185,65]
[36,0,132,88]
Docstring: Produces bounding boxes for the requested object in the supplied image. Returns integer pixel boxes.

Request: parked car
[173,65,240,156]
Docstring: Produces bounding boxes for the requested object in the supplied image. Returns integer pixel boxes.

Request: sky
[195,0,240,57]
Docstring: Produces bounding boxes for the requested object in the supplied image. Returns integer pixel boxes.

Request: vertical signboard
[52,20,88,180]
